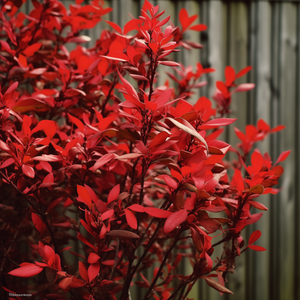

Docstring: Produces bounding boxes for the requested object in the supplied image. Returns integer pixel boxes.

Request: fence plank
[225,3,248,300]
[278,4,297,300]
[251,3,272,300]
[295,6,300,300]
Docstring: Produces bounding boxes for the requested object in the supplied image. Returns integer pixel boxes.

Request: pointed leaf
[164,209,188,234]
[199,118,237,130]
[107,184,120,204]
[274,150,291,165]
[77,185,92,207]
[106,230,140,239]
[248,244,266,251]
[225,66,235,86]
[8,264,43,277]
[189,24,207,31]
[248,230,261,245]
[79,261,89,282]
[235,66,252,79]
[105,20,122,34]
[233,83,255,93]
[67,113,84,133]
[204,277,233,294]
[22,164,35,178]
[88,253,100,264]
[167,117,208,151]
[125,209,138,230]
[88,262,100,283]
[144,207,172,218]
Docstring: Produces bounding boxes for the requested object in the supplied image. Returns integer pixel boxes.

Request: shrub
[0,0,290,299]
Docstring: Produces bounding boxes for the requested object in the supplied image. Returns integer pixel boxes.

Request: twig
[143,230,181,300]
[109,239,120,280]
[0,171,59,254]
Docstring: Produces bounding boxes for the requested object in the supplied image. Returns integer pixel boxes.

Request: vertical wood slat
[252,3,272,300]
[295,6,300,300]
[278,4,297,300]
[225,3,248,300]
[269,4,281,300]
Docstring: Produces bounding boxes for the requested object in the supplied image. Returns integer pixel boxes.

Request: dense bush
[0,0,290,299]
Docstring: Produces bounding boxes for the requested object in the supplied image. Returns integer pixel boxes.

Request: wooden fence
[23,1,299,299]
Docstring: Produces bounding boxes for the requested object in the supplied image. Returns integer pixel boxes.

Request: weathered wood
[225,3,248,300]
[278,4,297,300]
[251,3,272,300]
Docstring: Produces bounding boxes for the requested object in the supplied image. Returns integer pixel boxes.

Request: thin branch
[143,230,181,300]
[109,239,120,280]
[0,171,58,254]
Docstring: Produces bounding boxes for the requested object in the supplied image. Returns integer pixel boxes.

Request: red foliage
[0,0,289,299]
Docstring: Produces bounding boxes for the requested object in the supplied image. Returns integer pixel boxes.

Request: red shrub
[0,0,289,299]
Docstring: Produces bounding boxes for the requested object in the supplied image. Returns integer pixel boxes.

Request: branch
[143,230,181,300]
[0,171,59,254]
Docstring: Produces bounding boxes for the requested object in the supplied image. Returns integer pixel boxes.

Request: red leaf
[270,125,285,133]
[105,20,122,34]
[199,118,237,130]
[158,60,180,67]
[144,207,172,218]
[115,153,143,160]
[88,253,100,264]
[233,83,255,93]
[77,233,97,251]
[22,43,42,57]
[247,244,266,251]
[8,263,43,277]
[251,151,264,175]
[5,81,18,94]
[204,277,233,294]
[59,277,72,290]
[216,81,229,98]
[103,52,129,62]
[248,200,268,211]
[162,175,178,190]
[22,164,35,178]
[164,209,188,234]
[125,209,138,230]
[68,113,84,133]
[257,119,270,132]
[32,120,57,139]
[31,212,46,235]
[107,184,120,204]
[68,35,91,43]
[231,169,244,195]
[128,204,145,213]
[77,185,92,207]
[88,262,100,282]
[247,212,264,226]
[235,66,252,79]
[79,261,89,282]
[179,8,197,32]
[118,69,144,108]
[153,88,172,108]
[248,230,261,244]
[149,132,169,149]
[90,153,115,172]
[101,209,114,221]
[124,19,141,34]
[69,276,85,288]
[225,66,235,86]
[189,24,207,31]
[274,150,291,165]
[106,230,140,239]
